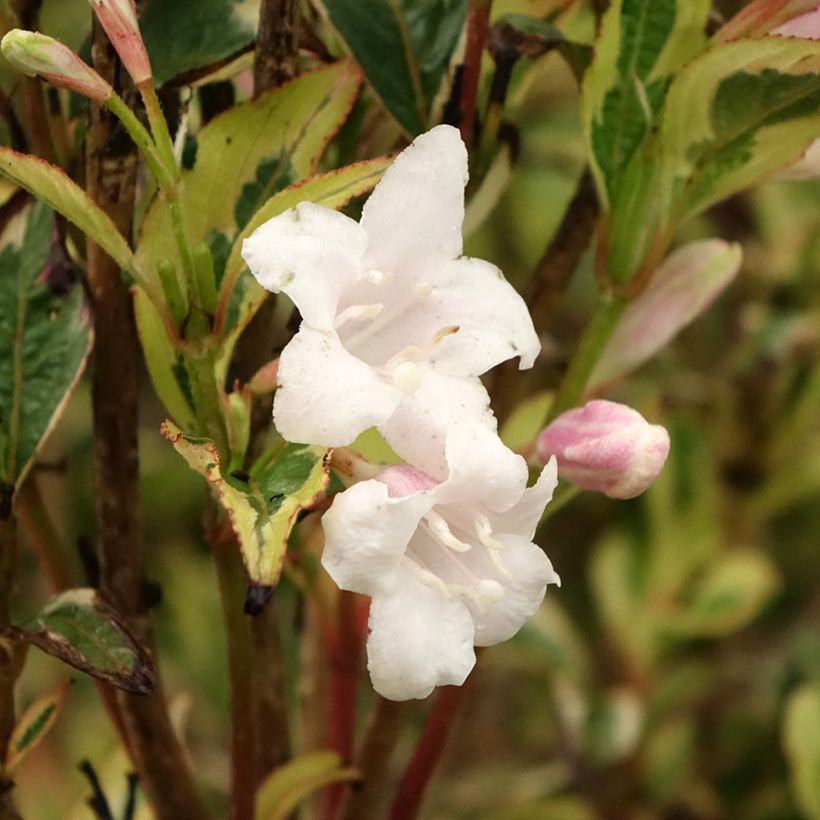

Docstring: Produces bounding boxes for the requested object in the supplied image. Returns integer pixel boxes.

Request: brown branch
[85,20,209,820]
[254,0,300,92]
[342,697,409,820]
[488,169,600,422]
[458,0,492,147]
[0,511,20,820]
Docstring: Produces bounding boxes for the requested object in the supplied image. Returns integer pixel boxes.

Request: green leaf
[0,203,92,488]
[132,287,197,432]
[784,684,820,820]
[0,149,137,280]
[3,589,155,695]
[657,38,820,224]
[582,0,710,207]
[140,0,255,85]
[321,0,468,134]
[5,681,71,772]
[137,60,362,293]
[162,421,330,585]
[215,158,391,370]
[255,750,360,820]
[675,551,779,637]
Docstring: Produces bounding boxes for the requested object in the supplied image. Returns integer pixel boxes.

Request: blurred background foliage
[2,0,820,818]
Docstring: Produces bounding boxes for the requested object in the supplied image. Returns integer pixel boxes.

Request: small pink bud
[378,465,439,498]
[1,30,112,101]
[590,240,741,388]
[88,0,152,84]
[715,0,819,42]
[536,400,670,500]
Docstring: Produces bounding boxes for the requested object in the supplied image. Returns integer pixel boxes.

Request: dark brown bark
[254,0,300,92]
[85,20,209,820]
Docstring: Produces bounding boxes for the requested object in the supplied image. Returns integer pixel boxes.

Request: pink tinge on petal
[536,400,670,500]
[90,0,152,83]
[775,7,820,37]
[377,464,440,498]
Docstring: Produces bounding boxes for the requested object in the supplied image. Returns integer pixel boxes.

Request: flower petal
[242,202,367,329]
[367,569,476,700]
[361,125,467,273]
[321,480,434,598]
[490,457,558,540]
[378,368,495,481]
[435,422,529,513]
[274,325,402,446]
[425,257,540,373]
[471,536,559,647]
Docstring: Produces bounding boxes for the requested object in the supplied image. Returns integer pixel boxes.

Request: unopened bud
[536,400,670,500]
[715,0,819,42]
[88,0,152,84]
[591,240,741,388]
[1,29,111,101]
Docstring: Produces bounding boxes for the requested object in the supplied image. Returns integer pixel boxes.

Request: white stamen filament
[334,302,383,330]
[475,514,512,579]
[402,556,506,611]
[424,510,472,552]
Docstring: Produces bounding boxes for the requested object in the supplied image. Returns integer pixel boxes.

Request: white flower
[321,424,560,701]
[241,125,540,477]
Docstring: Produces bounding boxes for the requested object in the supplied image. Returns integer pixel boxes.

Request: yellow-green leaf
[162,421,329,585]
[137,60,362,291]
[0,149,137,281]
[784,684,820,819]
[255,750,359,820]
[5,681,71,772]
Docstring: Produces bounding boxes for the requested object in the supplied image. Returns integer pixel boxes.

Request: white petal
[490,457,558,540]
[435,423,530,513]
[425,257,540,373]
[242,202,367,329]
[361,125,467,273]
[321,480,434,598]
[274,325,402,446]
[471,535,559,647]
[378,368,495,481]
[367,569,476,701]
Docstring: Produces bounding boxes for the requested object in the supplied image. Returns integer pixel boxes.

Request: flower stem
[459,0,492,148]
[547,294,627,421]
[137,81,178,179]
[210,516,256,820]
[389,684,471,820]
[342,697,410,820]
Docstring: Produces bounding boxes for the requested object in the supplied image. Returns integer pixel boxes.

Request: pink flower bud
[590,240,741,388]
[88,0,152,84]
[378,465,439,498]
[715,0,819,42]
[1,30,112,101]
[536,400,670,500]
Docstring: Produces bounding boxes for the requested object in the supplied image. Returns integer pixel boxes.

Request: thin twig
[254,0,300,91]
[208,513,256,820]
[342,697,410,820]
[458,0,492,147]
[86,20,209,820]
[0,512,19,819]
[389,685,471,820]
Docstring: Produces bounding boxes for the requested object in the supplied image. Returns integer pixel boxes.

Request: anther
[334,303,383,329]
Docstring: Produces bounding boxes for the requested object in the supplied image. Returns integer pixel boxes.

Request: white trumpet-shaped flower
[321,425,560,701]
[242,125,540,478]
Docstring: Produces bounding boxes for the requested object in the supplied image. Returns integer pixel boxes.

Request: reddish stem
[324,590,366,819]
[390,684,470,820]
[459,0,492,147]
